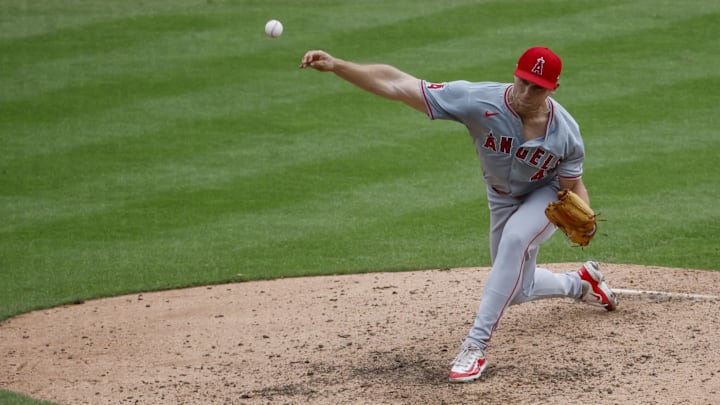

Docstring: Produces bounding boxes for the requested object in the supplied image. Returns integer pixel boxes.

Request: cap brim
[514,69,556,89]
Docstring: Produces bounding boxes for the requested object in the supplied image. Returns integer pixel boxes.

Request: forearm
[331,59,425,112]
[332,60,411,98]
[560,178,590,205]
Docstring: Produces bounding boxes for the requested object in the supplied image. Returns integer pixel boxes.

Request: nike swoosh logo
[484,111,499,117]
[590,291,608,306]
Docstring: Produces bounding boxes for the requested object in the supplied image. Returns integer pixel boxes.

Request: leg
[449,187,555,383]
[450,186,617,383]
[467,186,581,348]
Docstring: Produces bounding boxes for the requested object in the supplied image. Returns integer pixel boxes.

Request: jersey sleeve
[557,125,585,180]
[420,80,472,122]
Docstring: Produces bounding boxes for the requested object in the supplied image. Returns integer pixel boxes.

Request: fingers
[299,50,331,70]
[299,50,320,68]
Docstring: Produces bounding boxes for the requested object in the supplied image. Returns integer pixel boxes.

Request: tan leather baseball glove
[545,189,597,246]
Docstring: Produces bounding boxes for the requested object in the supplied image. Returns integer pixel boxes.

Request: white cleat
[449,342,488,383]
[578,261,619,311]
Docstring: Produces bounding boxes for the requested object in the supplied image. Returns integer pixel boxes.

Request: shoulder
[549,98,580,133]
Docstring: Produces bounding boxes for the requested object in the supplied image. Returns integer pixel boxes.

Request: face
[512,76,556,110]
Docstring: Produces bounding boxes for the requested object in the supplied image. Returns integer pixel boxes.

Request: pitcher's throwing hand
[300,50,336,71]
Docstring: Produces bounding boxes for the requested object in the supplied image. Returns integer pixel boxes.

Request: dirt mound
[2,263,719,404]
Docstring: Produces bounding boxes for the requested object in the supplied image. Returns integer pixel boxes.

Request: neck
[509,86,549,119]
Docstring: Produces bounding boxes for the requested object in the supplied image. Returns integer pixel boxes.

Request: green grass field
[2,0,719,403]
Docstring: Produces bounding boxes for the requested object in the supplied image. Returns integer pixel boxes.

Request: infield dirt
[2,263,719,404]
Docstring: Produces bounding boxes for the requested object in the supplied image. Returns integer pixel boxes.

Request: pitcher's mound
[2,263,719,404]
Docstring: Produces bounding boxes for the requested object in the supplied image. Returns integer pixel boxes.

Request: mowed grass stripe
[236,198,490,279]
[0,14,229,71]
[578,74,720,153]
[5,0,715,101]
[4,1,716,240]
[562,11,720,92]
[0,149,482,316]
[0,123,473,241]
[310,0,617,59]
[15,36,712,210]
[1,45,299,127]
[7,0,716,163]
[588,150,718,270]
[0,98,437,229]
[1,126,472,239]
[2,2,716,227]
[0,118,442,248]
[380,0,719,81]
[0,0,247,40]
[2,0,660,103]
[1,0,489,100]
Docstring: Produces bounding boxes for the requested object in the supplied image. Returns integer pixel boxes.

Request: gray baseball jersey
[420,81,585,197]
[420,79,587,351]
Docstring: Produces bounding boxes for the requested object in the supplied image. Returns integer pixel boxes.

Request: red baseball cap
[514,47,562,89]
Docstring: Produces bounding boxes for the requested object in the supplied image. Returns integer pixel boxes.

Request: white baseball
[265,19,283,38]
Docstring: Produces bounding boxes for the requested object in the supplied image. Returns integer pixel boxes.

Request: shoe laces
[451,343,483,369]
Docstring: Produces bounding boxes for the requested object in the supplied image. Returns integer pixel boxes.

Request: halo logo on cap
[531,57,545,76]
[515,47,562,89]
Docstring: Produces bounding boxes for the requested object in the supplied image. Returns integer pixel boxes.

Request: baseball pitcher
[300,46,618,383]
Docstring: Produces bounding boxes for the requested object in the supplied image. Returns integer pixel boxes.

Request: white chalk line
[612,288,718,301]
